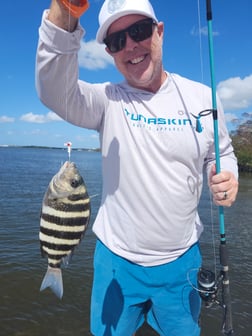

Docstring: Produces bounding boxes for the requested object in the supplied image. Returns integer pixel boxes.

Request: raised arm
[48,0,81,32]
[36,0,105,130]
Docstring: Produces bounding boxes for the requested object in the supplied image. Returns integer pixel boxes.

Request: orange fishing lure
[60,0,89,18]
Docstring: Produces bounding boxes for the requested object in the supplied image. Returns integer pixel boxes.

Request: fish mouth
[53,161,77,191]
[64,161,75,168]
[60,161,77,174]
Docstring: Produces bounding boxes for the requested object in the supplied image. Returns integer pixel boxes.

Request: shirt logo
[124,108,213,133]
[124,108,192,132]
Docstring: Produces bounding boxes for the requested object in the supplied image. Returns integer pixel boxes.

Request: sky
[0,0,251,149]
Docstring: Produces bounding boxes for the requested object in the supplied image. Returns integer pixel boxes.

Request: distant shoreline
[0,145,101,152]
[1,145,250,174]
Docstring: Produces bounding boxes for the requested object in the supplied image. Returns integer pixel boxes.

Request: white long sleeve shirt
[36,11,238,266]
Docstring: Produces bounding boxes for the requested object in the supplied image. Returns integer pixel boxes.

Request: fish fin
[40,267,63,299]
[62,252,73,268]
[40,243,47,258]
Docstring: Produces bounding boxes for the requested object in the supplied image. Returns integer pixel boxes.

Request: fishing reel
[197,268,222,308]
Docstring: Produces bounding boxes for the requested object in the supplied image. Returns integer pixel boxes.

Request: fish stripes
[50,201,90,212]
[39,161,91,298]
[40,212,89,227]
[67,192,89,202]
[41,203,90,218]
[40,225,85,240]
[46,196,90,212]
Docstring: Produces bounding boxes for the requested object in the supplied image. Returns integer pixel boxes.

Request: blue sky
[0,0,251,149]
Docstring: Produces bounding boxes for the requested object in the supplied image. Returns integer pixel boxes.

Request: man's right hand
[48,0,89,32]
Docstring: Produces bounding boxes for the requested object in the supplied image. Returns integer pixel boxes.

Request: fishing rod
[198,1,234,334]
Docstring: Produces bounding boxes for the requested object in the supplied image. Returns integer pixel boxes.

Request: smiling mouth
[130,55,146,64]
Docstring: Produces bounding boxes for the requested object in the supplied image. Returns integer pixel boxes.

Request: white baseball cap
[96,0,158,43]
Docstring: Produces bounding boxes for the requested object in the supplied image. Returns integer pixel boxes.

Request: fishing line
[186,0,223,317]
[90,193,100,199]
[199,0,220,276]
[195,0,218,275]
[209,184,218,277]
[65,5,71,124]
[188,1,235,333]
[196,1,219,276]
[62,0,90,125]
[63,3,73,162]
[206,1,234,333]
[197,0,205,86]
[62,1,90,159]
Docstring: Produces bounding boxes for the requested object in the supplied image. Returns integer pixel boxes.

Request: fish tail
[40,266,63,299]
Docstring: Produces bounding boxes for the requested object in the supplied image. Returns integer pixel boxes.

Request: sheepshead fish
[39,161,90,299]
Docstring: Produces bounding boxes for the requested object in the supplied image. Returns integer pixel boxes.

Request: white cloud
[76,131,99,140]
[190,25,219,37]
[31,129,47,135]
[225,113,237,123]
[23,129,46,136]
[217,74,252,110]
[0,116,15,123]
[78,39,114,70]
[20,111,63,123]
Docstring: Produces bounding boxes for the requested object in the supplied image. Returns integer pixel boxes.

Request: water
[0,147,251,336]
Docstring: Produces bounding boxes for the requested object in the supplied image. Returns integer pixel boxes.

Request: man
[36,0,239,335]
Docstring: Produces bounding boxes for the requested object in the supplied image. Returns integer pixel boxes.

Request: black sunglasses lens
[129,20,153,42]
[106,32,127,53]
[104,19,155,53]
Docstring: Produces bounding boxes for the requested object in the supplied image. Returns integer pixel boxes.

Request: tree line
[230,120,252,173]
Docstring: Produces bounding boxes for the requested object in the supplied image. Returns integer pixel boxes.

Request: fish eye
[70,179,79,188]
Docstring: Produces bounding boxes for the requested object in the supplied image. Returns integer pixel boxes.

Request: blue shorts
[90,240,202,336]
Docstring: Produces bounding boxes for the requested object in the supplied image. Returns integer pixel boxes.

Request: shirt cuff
[39,9,85,54]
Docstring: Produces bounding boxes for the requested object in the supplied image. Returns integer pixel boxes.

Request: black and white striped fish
[39,161,90,299]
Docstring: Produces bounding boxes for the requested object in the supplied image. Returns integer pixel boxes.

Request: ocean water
[0,147,251,336]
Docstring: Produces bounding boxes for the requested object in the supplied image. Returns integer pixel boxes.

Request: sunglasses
[104,18,157,53]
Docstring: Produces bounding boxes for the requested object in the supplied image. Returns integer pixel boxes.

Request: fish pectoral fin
[40,244,47,258]
[62,253,72,268]
[40,267,63,299]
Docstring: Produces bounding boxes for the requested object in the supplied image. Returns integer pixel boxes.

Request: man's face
[105,14,165,92]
